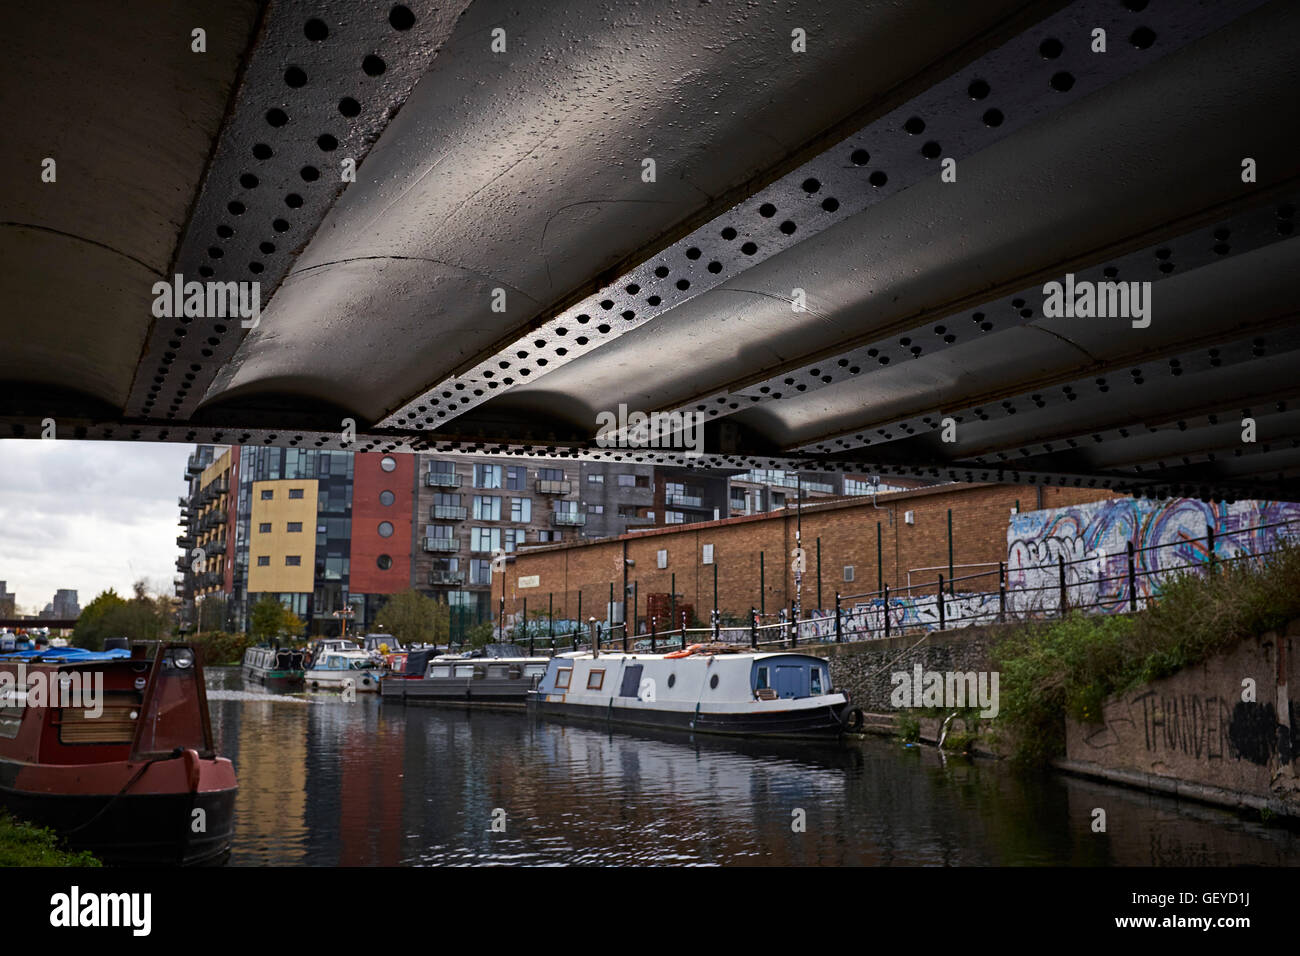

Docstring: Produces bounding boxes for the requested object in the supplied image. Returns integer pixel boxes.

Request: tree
[72,580,171,650]
[249,596,304,642]
[72,589,128,650]
[374,590,449,647]
[197,594,228,632]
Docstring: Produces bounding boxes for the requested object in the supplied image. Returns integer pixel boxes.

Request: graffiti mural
[1006,498,1300,616]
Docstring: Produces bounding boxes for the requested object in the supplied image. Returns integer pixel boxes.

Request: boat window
[487,665,508,679]
[0,693,25,739]
[667,673,676,688]
[523,664,547,677]
[59,690,141,745]
[756,666,769,689]
[587,669,605,691]
[555,667,572,689]
[810,668,823,695]
[429,665,451,679]
[709,674,719,690]
[454,665,475,679]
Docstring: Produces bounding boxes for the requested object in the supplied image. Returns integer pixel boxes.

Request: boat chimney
[588,617,598,658]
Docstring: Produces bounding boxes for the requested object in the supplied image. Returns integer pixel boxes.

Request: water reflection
[205,668,1300,866]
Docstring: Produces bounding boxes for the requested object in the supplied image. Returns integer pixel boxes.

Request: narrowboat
[302,647,384,692]
[381,649,549,707]
[528,644,862,738]
[0,642,237,865]
[241,644,305,689]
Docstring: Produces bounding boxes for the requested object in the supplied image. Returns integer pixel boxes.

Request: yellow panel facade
[248,479,318,593]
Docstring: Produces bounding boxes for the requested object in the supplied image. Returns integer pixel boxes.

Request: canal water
[206,667,1299,866]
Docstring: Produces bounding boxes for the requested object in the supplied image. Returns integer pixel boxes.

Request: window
[537,531,562,543]
[257,555,270,566]
[844,565,855,582]
[554,500,577,515]
[657,549,668,569]
[377,554,392,570]
[289,488,304,499]
[285,555,301,566]
[587,473,604,484]
[260,489,273,500]
[429,665,451,679]
[380,456,397,472]
[258,522,271,533]
[287,522,302,532]
[588,504,604,514]
[510,497,531,522]
[617,473,636,487]
[555,668,572,689]
[487,664,508,679]
[586,669,605,691]
[473,464,502,489]
[756,666,769,689]
[702,544,714,564]
[379,490,395,506]
[377,521,394,538]
[811,668,824,695]
[454,665,475,679]
[665,511,684,524]
[473,496,501,520]
[470,527,501,553]
[504,528,524,553]
[469,559,492,585]
[505,466,527,490]
[537,467,563,482]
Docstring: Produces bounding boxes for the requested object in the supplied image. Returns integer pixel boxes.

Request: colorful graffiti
[1006,498,1300,615]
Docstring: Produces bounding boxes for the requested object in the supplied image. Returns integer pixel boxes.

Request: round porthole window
[667,673,676,688]
[378,521,394,538]
[379,490,395,506]
[380,455,397,472]
[709,674,719,689]
[377,554,392,570]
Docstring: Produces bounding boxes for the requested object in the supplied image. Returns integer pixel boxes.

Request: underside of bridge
[3,0,1298,500]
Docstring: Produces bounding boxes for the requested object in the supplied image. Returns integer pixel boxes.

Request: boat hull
[242,665,304,689]
[381,677,532,707]
[0,756,237,865]
[529,695,850,739]
[303,670,382,692]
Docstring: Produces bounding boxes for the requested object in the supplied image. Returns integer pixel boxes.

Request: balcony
[665,493,703,508]
[423,537,459,552]
[536,479,571,494]
[431,504,467,520]
[551,511,586,527]
[186,455,202,475]
[177,495,190,508]
[430,570,465,586]
[621,514,655,526]
[425,471,462,487]
[176,534,195,548]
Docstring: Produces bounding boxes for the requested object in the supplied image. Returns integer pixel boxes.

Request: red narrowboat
[0,641,236,865]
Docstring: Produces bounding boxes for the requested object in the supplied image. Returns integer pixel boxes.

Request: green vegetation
[188,630,258,666]
[897,713,920,743]
[0,812,100,867]
[992,541,1300,764]
[249,595,305,642]
[462,620,495,649]
[72,580,174,650]
[375,590,449,647]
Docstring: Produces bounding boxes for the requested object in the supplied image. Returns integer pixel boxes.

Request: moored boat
[381,649,549,707]
[0,642,237,865]
[241,644,305,689]
[528,644,862,738]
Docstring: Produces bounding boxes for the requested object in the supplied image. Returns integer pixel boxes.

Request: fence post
[680,611,687,651]
[998,562,1007,623]
[650,615,657,653]
[525,597,532,656]
[835,592,842,643]
[1127,541,1137,612]
[1207,523,1216,575]
[790,602,797,648]
[712,608,719,642]
[884,584,891,639]
[938,574,946,631]
[548,592,554,642]
[750,607,758,649]
[1058,554,1067,616]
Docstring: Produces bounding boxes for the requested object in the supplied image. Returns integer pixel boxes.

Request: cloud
[0,441,191,612]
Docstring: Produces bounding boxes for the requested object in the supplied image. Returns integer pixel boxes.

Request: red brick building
[502,482,1117,630]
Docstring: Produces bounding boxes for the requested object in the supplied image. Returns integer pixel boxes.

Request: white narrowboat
[303,648,384,692]
[529,644,862,738]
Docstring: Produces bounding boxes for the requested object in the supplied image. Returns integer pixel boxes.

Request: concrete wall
[1061,622,1299,817]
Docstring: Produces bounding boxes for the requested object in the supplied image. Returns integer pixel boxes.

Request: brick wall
[505,482,1117,628]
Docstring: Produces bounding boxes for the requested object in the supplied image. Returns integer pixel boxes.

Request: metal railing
[423,537,458,552]
[425,471,462,487]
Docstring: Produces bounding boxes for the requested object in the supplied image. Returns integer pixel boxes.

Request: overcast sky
[0,441,190,613]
